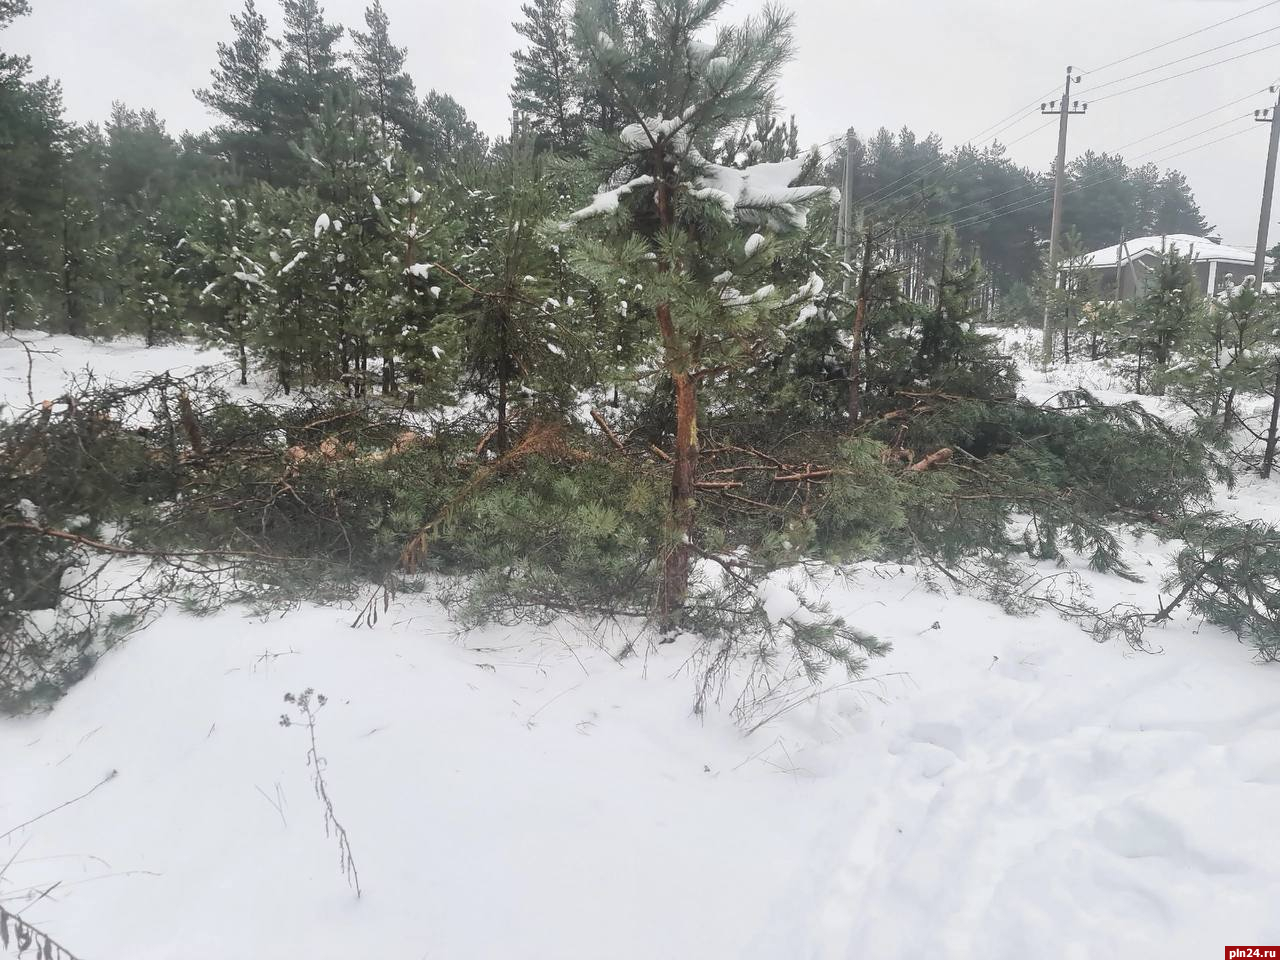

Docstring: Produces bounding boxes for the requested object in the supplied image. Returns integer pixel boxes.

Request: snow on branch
[695,155,837,231]
[561,175,655,229]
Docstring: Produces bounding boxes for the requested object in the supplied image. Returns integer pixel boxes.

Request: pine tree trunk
[659,317,698,635]
[496,369,509,455]
[238,342,248,386]
[381,349,396,395]
[653,162,698,634]
[1263,363,1280,479]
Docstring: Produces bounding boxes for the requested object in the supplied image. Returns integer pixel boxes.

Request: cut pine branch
[909,448,954,472]
[590,408,627,452]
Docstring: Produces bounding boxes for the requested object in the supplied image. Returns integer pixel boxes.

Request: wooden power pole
[1253,87,1280,478]
[849,226,874,424]
[840,128,856,269]
[1252,87,1280,284]
[839,128,865,424]
[1041,67,1087,362]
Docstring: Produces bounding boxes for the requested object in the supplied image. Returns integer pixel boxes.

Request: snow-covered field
[2,333,1279,959]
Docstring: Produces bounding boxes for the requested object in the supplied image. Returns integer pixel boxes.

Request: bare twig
[0,770,118,843]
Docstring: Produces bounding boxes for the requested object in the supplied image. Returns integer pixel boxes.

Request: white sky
[6,0,1280,243]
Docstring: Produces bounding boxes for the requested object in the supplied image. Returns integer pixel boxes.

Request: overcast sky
[6,0,1280,243]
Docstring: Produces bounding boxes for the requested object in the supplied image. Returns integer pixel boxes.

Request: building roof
[1081,234,1268,269]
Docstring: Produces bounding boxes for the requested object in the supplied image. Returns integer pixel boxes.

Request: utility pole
[1041,66,1087,362]
[1254,87,1280,478]
[1253,87,1280,284]
[841,128,856,273]
[849,226,874,424]
[840,127,863,424]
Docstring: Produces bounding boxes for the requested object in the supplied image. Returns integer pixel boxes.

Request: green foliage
[1123,250,1204,394]
[1167,516,1280,661]
[350,0,420,148]
[1165,281,1280,436]
[511,0,584,153]
[195,0,283,183]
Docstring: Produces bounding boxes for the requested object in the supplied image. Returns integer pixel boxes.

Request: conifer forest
[2,1,1280,957]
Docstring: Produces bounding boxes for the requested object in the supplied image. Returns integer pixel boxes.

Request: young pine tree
[118,213,182,346]
[1130,249,1201,394]
[461,132,587,450]
[187,189,270,384]
[361,157,465,408]
[1167,277,1278,435]
[57,124,110,337]
[563,0,834,631]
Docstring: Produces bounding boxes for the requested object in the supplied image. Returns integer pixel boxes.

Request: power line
[855,87,1058,208]
[900,122,1261,243]
[1088,37,1280,105]
[859,108,1046,211]
[1109,84,1273,153]
[863,116,1058,216]
[1083,0,1280,75]
[879,91,1261,236]
[1083,22,1280,95]
[1126,111,1255,158]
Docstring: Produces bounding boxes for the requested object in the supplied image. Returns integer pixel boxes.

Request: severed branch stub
[909,447,954,472]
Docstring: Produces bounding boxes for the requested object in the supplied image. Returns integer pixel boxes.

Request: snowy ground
[2,333,1279,959]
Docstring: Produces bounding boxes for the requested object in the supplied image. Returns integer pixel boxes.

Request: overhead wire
[1081,22,1280,95]
[813,2,1280,239]
[1083,0,1280,75]
[852,86,1059,208]
[1109,84,1273,153]
[900,123,1261,243]
[857,8,1280,211]
[1088,37,1280,105]
[861,116,1058,217]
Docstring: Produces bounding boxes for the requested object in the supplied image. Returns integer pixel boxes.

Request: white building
[1072,234,1270,301]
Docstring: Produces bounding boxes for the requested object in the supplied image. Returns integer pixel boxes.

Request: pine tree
[510,0,583,153]
[1045,230,1098,364]
[460,133,586,449]
[351,0,420,148]
[0,0,68,330]
[57,124,110,337]
[1153,170,1212,237]
[195,0,281,183]
[420,91,488,166]
[119,213,182,346]
[564,0,833,630]
[1167,277,1277,434]
[186,189,270,384]
[276,0,351,166]
[1131,249,1201,394]
[103,103,179,207]
[285,93,385,393]
[361,158,464,408]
